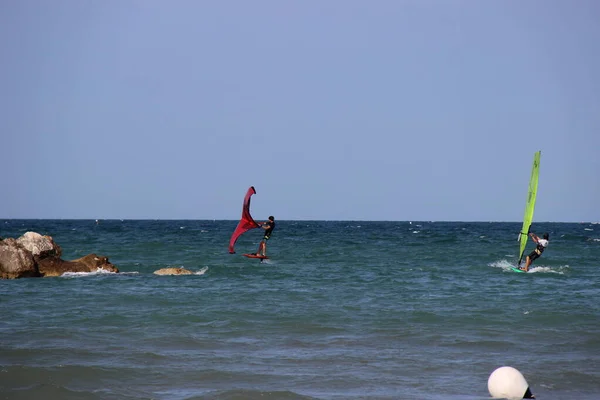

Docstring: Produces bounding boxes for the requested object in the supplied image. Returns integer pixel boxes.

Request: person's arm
[529,233,539,243]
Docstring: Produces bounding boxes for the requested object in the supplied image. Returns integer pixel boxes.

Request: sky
[1,0,599,222]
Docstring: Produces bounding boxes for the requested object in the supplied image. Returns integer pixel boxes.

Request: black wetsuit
[263,220,275,240]
[528,241,547,262]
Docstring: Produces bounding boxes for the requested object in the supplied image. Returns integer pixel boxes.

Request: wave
[200,389,317,400]
[195,266,209,275]
[488,259,568,274]
[60,268,118,278]
[527,265,569,274]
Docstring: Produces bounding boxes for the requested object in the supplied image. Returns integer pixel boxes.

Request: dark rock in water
[0,238,40,279]
[0,232,119,279]
[36,254,119,277]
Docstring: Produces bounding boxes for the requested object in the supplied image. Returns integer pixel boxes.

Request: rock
[0,232,119,279]
[16,232,62,258]
[153,267,193,275]
[36,253,119,277]
[0,238,40,279]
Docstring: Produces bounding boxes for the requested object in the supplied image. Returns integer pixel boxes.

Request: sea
[1,220,599,400]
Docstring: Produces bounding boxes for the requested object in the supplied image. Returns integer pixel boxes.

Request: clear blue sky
[2,1,599,221]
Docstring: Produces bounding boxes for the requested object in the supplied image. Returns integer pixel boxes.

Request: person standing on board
[256,216,275,257]
[520,232,549,271]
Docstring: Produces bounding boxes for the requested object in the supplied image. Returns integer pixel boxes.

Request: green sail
[518,151,541,265]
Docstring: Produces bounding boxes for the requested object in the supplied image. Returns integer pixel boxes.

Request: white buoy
[488,366,534,399]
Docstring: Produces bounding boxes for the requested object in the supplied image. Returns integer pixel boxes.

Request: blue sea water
[1,220,599,400]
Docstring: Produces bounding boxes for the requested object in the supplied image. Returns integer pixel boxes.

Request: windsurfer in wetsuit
[256,216,275,257]
[520,232,549,272]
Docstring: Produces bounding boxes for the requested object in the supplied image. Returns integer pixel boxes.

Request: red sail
[228,186,260,253]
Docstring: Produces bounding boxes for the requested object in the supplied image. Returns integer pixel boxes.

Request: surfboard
[243,253,269,260]
[510,267,526,273]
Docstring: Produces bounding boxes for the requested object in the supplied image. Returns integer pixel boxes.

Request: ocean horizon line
[2,218,596,224]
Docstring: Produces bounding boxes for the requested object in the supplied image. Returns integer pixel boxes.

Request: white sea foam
[490,259,567,275]
[526,265,568,275]
[195,267,209,275]
[61,267,118,278]
[489,259,514,270]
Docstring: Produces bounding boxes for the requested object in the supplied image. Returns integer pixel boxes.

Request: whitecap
[489,259,515,270]
[527,265,565,275]
[61,268,118,278]
[195,267,209,275]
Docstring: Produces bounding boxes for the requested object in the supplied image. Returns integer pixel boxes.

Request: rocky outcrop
[0,232,118,279]
[153,267,193,275]
[16,232,62,258]
[0,238,40,279]
[36,254,119,277]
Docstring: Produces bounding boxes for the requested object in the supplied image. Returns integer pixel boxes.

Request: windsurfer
[256,216,275,257]
[520,232,549,271]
